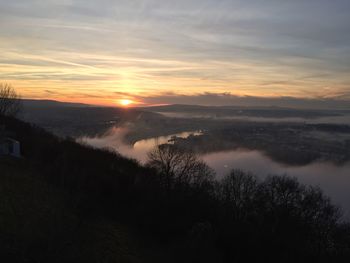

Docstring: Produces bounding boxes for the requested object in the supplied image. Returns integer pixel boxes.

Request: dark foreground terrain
[1,114,350,262]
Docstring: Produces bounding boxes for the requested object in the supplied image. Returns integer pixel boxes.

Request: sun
[119,99,133,107]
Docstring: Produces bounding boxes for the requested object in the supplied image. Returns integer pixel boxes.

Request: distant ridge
[22,99,94,108]
[140,104,349,120]
[142,103,349,112]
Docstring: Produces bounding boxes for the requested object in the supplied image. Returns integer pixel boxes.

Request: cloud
[0,0,350,102]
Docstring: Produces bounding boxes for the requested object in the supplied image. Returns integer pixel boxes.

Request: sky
[0,0,350,107]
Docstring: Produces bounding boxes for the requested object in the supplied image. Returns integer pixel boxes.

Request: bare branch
[0,83,22,117]
[147,144,215,191]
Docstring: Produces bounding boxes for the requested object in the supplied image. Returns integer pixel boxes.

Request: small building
[0,138,21,158]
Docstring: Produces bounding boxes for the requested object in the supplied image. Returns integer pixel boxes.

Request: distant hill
[19,100,162,138]
[22,99,92,108]
[142,104,347,119]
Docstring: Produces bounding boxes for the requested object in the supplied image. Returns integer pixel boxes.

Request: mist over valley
[21,100,350,217]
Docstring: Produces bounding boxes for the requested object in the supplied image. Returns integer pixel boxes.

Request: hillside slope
[0,116,179,263]
[1,115,350,262]
[0,158,147,262]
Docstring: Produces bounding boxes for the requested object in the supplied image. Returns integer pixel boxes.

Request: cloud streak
[0,0,349,104]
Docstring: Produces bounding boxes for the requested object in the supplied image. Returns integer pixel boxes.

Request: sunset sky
[1,0,350,106]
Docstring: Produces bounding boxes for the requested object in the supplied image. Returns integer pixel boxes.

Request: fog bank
[80,128,350,218]
[203,150,350,218]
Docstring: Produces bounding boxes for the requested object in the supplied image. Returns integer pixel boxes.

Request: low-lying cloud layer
[202,149,350,218]
[81,127,350,217]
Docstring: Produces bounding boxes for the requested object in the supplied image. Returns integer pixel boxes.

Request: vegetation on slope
[1,114,350,262]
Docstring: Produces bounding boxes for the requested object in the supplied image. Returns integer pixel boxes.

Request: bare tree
[218,169,258,220]
[0,83,22,117]
[147,144,215,191]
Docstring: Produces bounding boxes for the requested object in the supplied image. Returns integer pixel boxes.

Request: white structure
[0,138,21,158]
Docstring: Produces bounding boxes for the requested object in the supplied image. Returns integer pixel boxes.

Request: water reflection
[134,131,201,150]
[133,136,350,218]
[81,130,203,163]
[81,130,350,218]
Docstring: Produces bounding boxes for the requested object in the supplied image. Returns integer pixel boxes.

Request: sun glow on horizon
[119,99,133,107]
[1,1,349,104]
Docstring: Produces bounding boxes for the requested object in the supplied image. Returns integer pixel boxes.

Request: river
[81,130,350,218]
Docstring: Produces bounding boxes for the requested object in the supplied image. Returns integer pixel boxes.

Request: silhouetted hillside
[0,115,173,262]
[1,115,350,262]
[22,99,91,108]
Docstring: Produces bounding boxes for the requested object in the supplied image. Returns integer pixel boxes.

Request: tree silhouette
[147,144,214,191]
[218,169,258,221]
[0,83,21,117]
